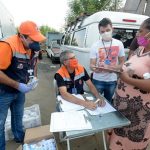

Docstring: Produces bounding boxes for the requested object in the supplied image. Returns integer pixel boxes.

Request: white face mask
[101,30,112,41]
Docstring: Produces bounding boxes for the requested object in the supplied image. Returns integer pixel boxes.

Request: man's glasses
[65,56,76,60]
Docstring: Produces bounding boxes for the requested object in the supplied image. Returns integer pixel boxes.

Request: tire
[47,52,50,58]
[51,55,55,64]
[38,51,43,60]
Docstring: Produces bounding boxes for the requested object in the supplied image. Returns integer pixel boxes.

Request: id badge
[104,59,111,65]
[27,69,34,76]
[72,87,77,94]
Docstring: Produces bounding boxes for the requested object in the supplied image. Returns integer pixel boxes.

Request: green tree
[66,0,123,24]
[39,25,57,36]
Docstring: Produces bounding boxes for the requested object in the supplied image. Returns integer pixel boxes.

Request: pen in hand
[94,99,101,104]
[95,98,106,107]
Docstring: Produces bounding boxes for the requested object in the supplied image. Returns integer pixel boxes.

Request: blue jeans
[0,90,25,150]
[92,79,117,104]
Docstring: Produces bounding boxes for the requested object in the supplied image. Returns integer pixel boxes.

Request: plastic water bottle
[23,144,30,150]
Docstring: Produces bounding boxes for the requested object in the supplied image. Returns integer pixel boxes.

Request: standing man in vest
[90,18,125,104]
[54,50,106,110]
[0,21,46,149]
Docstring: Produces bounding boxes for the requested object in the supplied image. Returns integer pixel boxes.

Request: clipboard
[93,66,121,73]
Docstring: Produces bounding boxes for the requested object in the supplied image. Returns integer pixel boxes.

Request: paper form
[86,100,116,115]
[50,110,92,132]
[57,94,85,111]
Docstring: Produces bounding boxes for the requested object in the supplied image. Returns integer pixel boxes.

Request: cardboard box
[16,125,58,150]
[16,145,22,150]
[24,125,52,143]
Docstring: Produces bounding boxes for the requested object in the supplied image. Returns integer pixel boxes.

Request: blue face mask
[29,42,40,52]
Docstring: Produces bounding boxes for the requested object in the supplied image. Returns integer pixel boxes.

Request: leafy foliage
[39,25,57,36]
[66,0,123,24]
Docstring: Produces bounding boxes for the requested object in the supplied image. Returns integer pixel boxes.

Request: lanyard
[102,40,112,59]
[69,71,77,94]
[26,52,37,78]
[69,71,76,88]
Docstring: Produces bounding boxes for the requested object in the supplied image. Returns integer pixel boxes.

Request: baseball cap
[18,21,46,42]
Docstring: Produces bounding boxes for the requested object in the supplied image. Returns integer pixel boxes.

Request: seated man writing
[54,50,105,110]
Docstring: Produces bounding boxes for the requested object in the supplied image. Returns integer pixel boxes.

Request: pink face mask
[137,36,150,47]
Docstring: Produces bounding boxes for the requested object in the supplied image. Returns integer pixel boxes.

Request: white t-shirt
[90,38,125,82]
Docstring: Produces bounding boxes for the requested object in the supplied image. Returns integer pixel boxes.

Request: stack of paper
[86,100,116,115]
[50,110,92,132]
[57,94,116,116]
[57,94,85,111]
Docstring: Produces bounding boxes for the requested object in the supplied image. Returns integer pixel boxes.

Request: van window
[64,34,71,45]
[71,29,86,47]
[85,23,100,48]
[85,24,138,49]
[113,28,138,48]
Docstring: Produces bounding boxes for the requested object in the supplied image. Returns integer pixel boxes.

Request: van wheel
[51,56,55,64]
[47,53,50,58]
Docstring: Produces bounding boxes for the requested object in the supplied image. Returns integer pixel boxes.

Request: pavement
[6,54,150,150]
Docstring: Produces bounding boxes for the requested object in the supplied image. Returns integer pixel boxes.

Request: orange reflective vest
[56,64,85,94]
[0,35,37,93]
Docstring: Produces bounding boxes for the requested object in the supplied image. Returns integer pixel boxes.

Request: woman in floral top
[109,18,150,150]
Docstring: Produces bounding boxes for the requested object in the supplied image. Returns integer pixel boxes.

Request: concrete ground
[6,54,150,150]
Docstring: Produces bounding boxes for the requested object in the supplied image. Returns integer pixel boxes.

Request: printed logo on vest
[17,63,23,69]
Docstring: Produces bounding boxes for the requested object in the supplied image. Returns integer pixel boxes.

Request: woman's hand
[120,71,131,83]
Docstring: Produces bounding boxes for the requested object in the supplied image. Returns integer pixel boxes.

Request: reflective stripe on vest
[0,35,33,93]
[13,51,30,59]
[57,64,85,82]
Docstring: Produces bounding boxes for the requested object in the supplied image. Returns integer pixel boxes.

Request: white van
[61,11,149,74]
[0,1,16,39]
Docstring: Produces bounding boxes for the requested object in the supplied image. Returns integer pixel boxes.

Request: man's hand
[90,63,105,73]
[97,99,106,107]
[18,83,34,93]
[103,64,121,73]
[84,101,97,110]
[94,68,103,73]
[91,67,102,73]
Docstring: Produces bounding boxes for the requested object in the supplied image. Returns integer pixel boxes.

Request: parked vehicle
[46,40,61,63]
[46,32,63,63]
[61,11,149,74]
[46,32,63,46]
